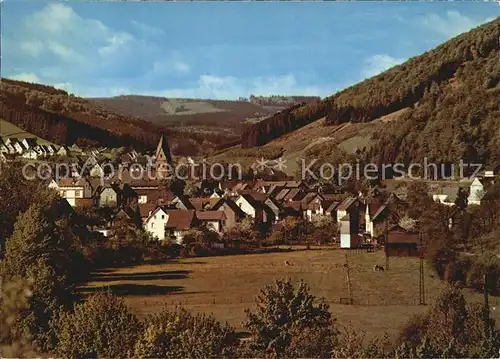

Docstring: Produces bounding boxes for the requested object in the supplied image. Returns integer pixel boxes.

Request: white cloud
[19,40,44,57]
[131,20,165,37]
[418,11,495,39]
[361,54,405,79]
[98,33,134,57]
[173,62,191,75]
[16,3,141,75]
[9,72,41,83]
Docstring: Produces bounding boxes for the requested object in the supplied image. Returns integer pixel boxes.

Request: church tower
[155,134,172,179]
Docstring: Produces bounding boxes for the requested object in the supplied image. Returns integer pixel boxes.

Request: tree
[243,279,336,357]
[0,200,76,351]
[399,215,417,232]
[0,278,39,358]
[397,284,500,357]
[53,292,139,358]
[162,177,186,197]
[134,307,237,358]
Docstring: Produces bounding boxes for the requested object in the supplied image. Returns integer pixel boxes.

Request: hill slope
[89,95,320,138]
[1,79,236,154]
[240,18,500,169]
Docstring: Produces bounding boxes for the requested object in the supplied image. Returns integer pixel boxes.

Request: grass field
[81,248,499,340]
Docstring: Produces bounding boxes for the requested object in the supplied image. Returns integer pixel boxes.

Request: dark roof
[322,200,339,213]
[165,209,196,231]
[211,198,246,219]
[275,189,291,200]
[139,203,157,218]
[284,188,303,201]
[337,196,358,211]
[196,211,226,221]
[387,225,420,244]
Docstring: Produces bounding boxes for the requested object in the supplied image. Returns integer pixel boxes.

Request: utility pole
[344,251,354,305]
[419,233,426,305]
[385,220,389,271]
[484,274,490,336]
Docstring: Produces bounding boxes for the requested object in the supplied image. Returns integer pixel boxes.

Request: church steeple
[155,134,172,179]
[156,134,172,163]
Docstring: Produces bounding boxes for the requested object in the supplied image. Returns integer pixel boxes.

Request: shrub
[134,307,237,358]
[53,292,140,358]
[243,279,336,358]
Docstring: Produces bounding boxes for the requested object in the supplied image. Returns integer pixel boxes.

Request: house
[264,197,283,223]
[95,184,121,206]
[144,206,172,240]
[364,201,388,238]
[56,145,70,157]
[49,178,93,207]
[12,140,25,154]
[467,177,495,206]
[90,163,106,177]
[431,186,459,206]
[0,140,10,154]
[164,210,197,244]
[42,144,56,156]
[135,188,173,205]
[235,194,274,223]
[336,196,361,223]
[144,207,196,243]
[139,203,157,223]
[0,153,7,163]
[211,198,246,229]
[21,138,38,151]
[301,192,325,221]
[4,142,17,154]
[385,225,421,257]
[189,197,220,211]
[339,213,362,249]
[71,143,82,152]
[322,200,340,220]
[196,211,227,233]
[171,195,196,210]
[21,148,39,160]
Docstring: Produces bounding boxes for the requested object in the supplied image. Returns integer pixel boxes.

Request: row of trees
[3,276,499,358]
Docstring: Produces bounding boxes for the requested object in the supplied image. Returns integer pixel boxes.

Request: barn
[384,225,421,257]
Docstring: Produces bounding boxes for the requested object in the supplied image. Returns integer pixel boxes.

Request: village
[1,134,497,255]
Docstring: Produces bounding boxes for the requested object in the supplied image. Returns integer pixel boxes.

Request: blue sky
[3,1,498,99]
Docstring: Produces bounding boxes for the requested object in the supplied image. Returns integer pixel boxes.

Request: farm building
[384,225,421,257]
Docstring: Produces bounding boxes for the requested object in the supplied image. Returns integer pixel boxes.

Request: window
[151,222,154,228]
[161,215,165,219]
[75,190,81,197]
[154,215,157,219]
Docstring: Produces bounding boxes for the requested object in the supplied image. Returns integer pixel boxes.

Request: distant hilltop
[239,95,321,107]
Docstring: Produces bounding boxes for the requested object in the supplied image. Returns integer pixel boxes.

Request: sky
[2,1,498,99]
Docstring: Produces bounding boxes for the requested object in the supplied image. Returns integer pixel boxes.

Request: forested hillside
[1,79,233,154]
[89,95,316,138]
[241,18,500,168]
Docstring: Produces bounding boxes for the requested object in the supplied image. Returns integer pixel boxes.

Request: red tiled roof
[196,211,226,221]
[139,203,157,218]
[165,209,196,231]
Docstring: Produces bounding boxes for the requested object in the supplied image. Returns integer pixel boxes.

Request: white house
[468,178,486,206]
[339,214,362,249]
[49,178,93,207]
[13,141,25,154]
[57,146,70,157]
[22,148,39,160]
[21,138,38,151]
[145,207,196,244]
[196,211,226,233]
